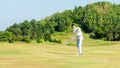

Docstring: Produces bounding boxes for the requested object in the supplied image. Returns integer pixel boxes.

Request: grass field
[0,33,120,68]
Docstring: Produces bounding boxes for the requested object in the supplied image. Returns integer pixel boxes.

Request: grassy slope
[0,33,120,68]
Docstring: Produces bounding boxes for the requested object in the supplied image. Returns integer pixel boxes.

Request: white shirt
[73,27,82,36]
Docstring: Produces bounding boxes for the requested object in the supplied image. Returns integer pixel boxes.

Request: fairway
[0,33,120,68]
[1,1,120,68]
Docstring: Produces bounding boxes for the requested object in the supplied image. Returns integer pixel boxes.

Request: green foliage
[51,39,62,44]
[56,39,62,44]
[6,23,22,37]
[30,19,38,40]
[4,1,120,42]
[44,32,52,42]
[8,38,14,43]
[22,36,31,43]
[20,20,32,37]
[52,10,73,32]
[36,39,42,43]
[0,31,14,43]
[81,2,120,41]
[36,22,43,39]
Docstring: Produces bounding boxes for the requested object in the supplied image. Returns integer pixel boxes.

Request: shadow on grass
[48,51,75,55]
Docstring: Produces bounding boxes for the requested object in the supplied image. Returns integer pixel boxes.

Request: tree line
[81,2,120,41]
[0,1,120,43]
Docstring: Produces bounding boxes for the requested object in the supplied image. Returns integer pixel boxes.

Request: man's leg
[78,37,83,55]
[76,37,80,55]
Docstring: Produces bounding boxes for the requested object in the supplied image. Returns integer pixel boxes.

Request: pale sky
[0,0,120,31]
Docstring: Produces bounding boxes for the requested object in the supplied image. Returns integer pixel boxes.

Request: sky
[0,0,120,31]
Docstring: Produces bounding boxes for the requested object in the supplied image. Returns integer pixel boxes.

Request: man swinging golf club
[71,24,83,56]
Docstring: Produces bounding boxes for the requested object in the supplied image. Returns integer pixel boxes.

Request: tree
[20,20,32,37]
[30,19,38,40]
[3,1,120,42]
[6,23,21,41]
[0,31,14,43]
[36,21,44,41]
[73,6,84,24]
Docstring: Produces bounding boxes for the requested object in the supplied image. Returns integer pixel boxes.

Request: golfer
[71,24,83,55]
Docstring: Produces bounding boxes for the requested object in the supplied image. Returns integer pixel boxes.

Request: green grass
[0,33,120,68]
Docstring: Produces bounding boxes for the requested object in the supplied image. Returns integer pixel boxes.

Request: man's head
[71,23,76,28]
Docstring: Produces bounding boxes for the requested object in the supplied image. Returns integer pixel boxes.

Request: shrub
[44,32,52,42]
[50,39,62,44]
[17,35,24,41]
[22,36,31,43]
[8,38,14,43]
[37,39,42,43]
